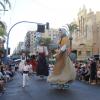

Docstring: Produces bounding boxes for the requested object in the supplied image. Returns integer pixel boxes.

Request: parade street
[0,73,100,100]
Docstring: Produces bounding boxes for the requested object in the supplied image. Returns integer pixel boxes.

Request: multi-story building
[24,28,59,55]
[29,31,36,55]
[24,30,38,55]
[45,29,59,49]
[24,31,31,53]
[72,6,100,60]
[15,42,24,54]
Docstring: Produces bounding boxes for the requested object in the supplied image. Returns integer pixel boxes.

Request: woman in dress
[47,28,76,84]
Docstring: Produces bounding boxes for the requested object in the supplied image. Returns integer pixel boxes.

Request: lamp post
[6,21,45,56]
[69,34,73,50]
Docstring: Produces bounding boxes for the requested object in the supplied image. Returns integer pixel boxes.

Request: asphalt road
[0,73,100,100]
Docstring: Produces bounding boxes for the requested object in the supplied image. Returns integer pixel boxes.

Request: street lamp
[69,36,73,50]
[6,21,46,56]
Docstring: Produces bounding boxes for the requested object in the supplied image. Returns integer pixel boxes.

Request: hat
[59,26,69,36]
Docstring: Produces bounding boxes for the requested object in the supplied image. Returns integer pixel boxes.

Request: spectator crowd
[74,58,100,85]
[0,61,15,94]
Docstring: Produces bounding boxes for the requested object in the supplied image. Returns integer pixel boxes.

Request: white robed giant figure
[47,28,76,84]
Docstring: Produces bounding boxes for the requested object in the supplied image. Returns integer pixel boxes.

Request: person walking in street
[22,60,30,88]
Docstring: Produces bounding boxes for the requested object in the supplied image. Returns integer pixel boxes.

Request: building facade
[72,6,100,60]
[23,28,59,55]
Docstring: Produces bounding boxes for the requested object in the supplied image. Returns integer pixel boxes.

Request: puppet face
[58,28,67,38]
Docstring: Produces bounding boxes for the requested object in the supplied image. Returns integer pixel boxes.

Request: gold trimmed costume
[47,36,76,84]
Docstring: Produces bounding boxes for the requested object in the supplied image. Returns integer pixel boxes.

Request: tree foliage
[40,37,51,46]
[0,21,6,36]
[0,0,11,36]
[67,23,78,34]
[67,23,78,49]
[0,0,11,10]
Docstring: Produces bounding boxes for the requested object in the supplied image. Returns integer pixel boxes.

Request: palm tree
[0,0,11,36]
[67,23,78,49]
[0,0,11,11]
[40,37,51,46]
[0,21,6,37]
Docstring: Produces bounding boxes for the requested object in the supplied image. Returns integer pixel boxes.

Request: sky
[1,0,100,54]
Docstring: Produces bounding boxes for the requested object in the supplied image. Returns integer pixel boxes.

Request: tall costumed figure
[47,26,76,88]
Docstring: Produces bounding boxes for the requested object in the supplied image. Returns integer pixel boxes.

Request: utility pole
[69,32,73,50]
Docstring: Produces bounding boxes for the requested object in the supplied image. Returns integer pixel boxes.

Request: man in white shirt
[22,61,30,87]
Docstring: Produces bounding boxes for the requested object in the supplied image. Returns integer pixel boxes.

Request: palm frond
[67,23,78,33]
[4,0,11,9]
[0,1,5,10]
[0,21,6,37]
[0,21,6,29]
[0,0,11,11]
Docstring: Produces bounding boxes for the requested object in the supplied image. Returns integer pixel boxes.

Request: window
[86,51,91,56]
[78,51,82,56]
